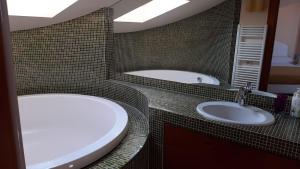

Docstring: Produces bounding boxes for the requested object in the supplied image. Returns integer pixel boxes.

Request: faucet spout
[235,82,252,106]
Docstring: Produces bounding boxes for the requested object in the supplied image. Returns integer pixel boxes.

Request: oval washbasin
[18,94,128,169]
[196,101,275,126]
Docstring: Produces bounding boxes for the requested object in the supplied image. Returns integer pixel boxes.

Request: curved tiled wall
[12,8,113,94]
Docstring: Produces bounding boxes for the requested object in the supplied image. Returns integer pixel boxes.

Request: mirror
[113,0,238,87]
[112,0,284,98]
[267,0,300,95]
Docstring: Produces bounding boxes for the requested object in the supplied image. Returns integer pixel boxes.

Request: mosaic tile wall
[113,0,241,83]
[12,8,113,92]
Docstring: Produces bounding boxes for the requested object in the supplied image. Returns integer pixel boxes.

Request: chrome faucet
[235,82,252,106]
[197,77,202,83]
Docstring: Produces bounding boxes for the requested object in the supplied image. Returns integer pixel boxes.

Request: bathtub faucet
[197,77,202,83]
[235,82,252,106]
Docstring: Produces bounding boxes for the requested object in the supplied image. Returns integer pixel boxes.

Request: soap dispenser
[291,88,300,118]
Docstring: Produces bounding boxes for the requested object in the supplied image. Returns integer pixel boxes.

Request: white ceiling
[112,0,225,33]
[9,0,225,33]
[9,0,120,31]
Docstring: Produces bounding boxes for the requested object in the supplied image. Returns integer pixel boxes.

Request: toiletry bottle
[291,88,300,118]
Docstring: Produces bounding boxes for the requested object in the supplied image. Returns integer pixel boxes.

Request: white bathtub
[125,70,220,85]
[18,94,128,169]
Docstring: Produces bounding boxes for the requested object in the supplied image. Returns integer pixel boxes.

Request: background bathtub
[125,70,220,85]
[18,94,128,169]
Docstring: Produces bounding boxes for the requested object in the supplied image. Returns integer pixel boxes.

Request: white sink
[196,101,275,126]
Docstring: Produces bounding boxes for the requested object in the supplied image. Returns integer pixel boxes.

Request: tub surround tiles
[101,81,149,119]
[113,0,241,83]
[85,102,148,169]
[113,81,300,169]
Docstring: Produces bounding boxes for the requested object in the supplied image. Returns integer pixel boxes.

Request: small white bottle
[291,88,300,118]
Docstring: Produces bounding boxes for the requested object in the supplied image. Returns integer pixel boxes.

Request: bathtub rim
[18,94,129,169]
[124,69,220,85]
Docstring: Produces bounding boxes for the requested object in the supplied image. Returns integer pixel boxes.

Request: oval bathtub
[125,70,220,85]
[18,94,128,169]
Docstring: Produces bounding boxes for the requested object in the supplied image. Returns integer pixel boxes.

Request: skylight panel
[114,0,190,23]
[7,0,78,18]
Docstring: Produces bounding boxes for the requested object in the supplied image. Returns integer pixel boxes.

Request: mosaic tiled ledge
[113,81,300,162]
[113,73,292,113]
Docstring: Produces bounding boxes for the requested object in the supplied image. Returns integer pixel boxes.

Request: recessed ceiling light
[7,0,78,18]
[114,0,190,23]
